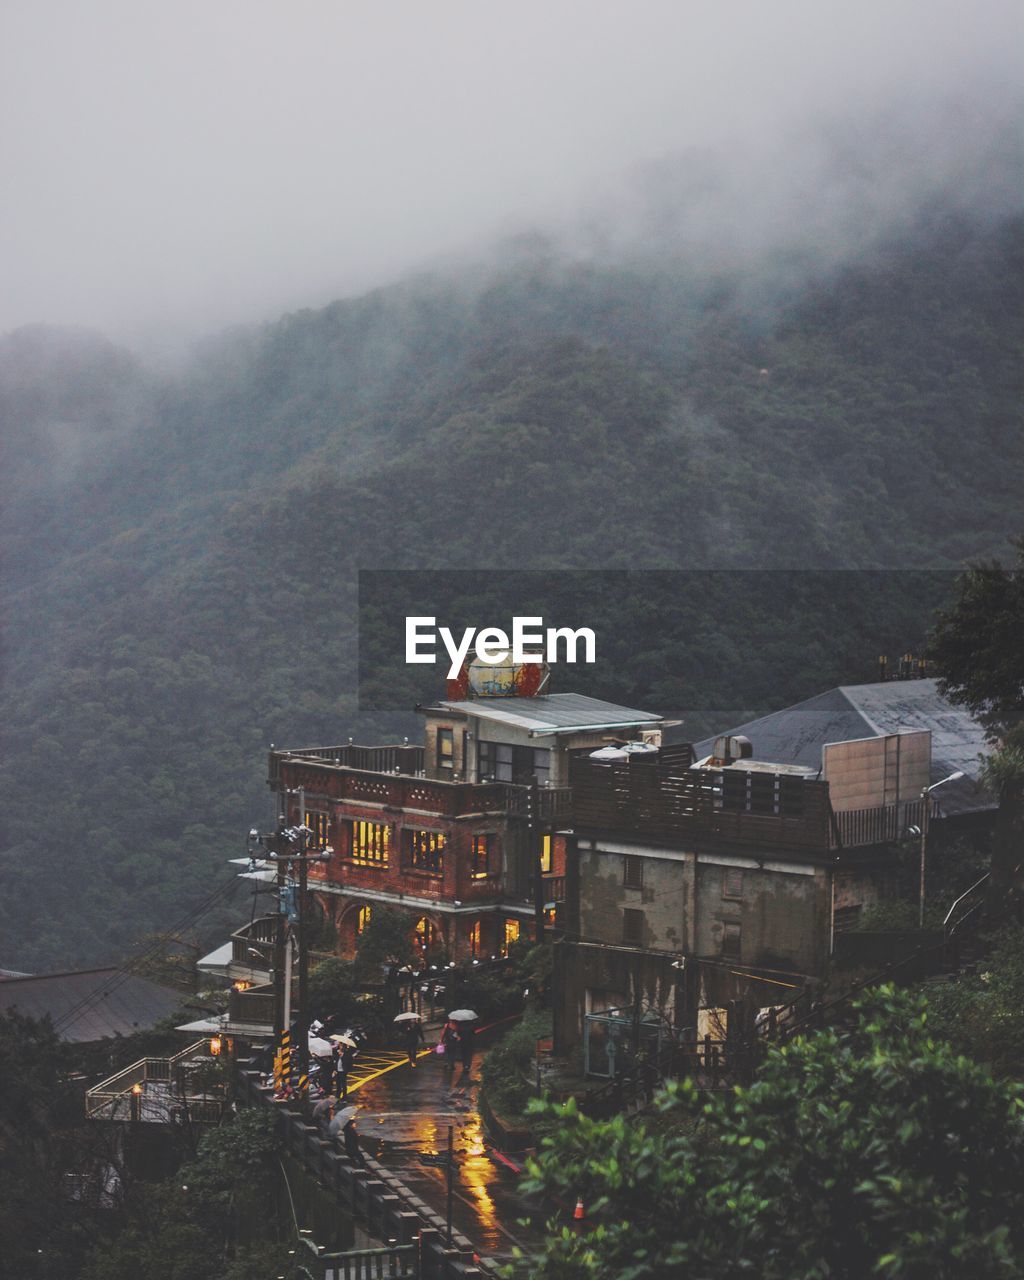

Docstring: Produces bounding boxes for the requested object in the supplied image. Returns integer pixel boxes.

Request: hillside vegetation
[1,211,1021,969]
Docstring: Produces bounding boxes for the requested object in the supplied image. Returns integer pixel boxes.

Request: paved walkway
[344,1030,550,1271]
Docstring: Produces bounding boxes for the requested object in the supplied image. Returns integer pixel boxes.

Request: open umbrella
[446,1009,478,1021]
[334,1105,358,1126]
[330,1033,357,1048]
[308,1035,334,1057]
[393,1012,421,1023]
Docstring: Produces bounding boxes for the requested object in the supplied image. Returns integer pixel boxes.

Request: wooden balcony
[570,754,831,852]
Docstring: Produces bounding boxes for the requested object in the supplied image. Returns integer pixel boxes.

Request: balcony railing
[269,743,425,785]
[570,755,831,851]
[272,750,572,824]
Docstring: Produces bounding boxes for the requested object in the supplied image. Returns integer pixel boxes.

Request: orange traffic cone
[574,1196,585,1221]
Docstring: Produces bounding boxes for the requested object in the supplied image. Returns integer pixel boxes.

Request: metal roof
[693,681,992,817]
[435,692,662,735]
[0,967,191,1043]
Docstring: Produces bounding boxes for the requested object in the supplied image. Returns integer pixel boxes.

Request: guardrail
[86,1040,221,1121]
[236,1064,489,1279]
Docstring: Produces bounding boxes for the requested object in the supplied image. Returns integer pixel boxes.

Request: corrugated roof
[0,967,189,1043]
[694,680,993,817]
[436,692,662,735]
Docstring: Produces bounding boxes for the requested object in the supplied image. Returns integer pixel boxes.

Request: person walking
[440,1019,460,1077]
[312,1095,335,1138]
[337,1040,356,1100]
[402,1018,425,1066]
[458,1020,476,1080]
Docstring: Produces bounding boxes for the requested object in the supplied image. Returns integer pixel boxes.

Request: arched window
[356,905,372,935]
[414,916,438,955]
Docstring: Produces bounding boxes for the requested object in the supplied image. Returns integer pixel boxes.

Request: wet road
[347,1032,550,1271]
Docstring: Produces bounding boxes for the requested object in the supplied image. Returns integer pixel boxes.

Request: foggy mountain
[1,183,1022,969]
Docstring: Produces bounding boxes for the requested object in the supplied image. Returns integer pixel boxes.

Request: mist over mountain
[1,155,1022,970]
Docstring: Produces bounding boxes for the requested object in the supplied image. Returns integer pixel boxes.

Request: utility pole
[530,778,545,943]
[296,788,310,1098]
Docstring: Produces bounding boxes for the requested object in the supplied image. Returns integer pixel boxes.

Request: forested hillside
[1,209,1021,970]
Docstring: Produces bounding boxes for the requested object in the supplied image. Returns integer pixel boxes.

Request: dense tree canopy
[520,989,1024,1280]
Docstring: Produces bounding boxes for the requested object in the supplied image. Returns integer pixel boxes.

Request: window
[471,834,492,879]
[722,868,744,900]
[437,727,454,771]
[833,904,862,933]
[407,829,446,874]
[356,905,372,935]
[540,834,553,875]
[348,820,390,866]
[308,812,331,849]
[478,740,512,782]
[502,918,521,955]
[622,908,645,945]
[478,741,552,785]
[468,920,481,957]
[414,916,438,954]
[623,855,644,889]
[721,921,742,958]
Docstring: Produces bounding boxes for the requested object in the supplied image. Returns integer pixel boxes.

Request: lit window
[471,834,491,879]
[502,918,520,955]
[622,908,645,946]
[348,820,390,866]
[540,834,553,874]
[437,727,454,771]
[414,916,438,954]
[308,812,331,849]
[407,829,445,875]
[623,855,643,889]
[357,905,372,935]
[468,920,481,957]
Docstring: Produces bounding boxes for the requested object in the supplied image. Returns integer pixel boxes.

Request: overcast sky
[1,1,1020,347]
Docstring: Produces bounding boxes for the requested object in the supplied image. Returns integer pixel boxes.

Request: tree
[930,540,1024,736]
[353,905,418,974]
[519,988,1024,1280]
[930,541,1024,900]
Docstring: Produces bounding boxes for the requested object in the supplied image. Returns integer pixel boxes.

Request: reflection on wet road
[350,1041,550,1270]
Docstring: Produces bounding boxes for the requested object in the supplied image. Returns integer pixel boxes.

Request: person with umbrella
[447,1009,478,1080]
[395,1012,424,1066]
[328,1105,365,1168]
[312,1093,335,1137]
[331,1033,357,1099]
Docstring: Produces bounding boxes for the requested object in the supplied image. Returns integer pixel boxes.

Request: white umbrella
[393,1012,421,1023]
[334,1105,358,1126]
[308,1035,334,1057]
[447,1009,478,1021]
[330,1033,357,1048]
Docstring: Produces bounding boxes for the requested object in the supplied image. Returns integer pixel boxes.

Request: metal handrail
[944,872,990,931]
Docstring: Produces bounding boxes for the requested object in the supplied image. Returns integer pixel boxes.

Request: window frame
[347,819,390,867]
[436,727,455,771]
[406,828,446,876]
[470,833,493,879]
[623,855,644,890]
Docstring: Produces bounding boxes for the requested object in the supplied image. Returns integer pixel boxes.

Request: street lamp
[915,771,965,927]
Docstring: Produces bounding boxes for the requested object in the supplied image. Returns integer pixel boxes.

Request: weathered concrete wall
[694,862,829,974]
[577,845,828,975]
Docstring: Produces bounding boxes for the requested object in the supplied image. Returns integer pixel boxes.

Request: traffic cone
[574,1196,585,1221]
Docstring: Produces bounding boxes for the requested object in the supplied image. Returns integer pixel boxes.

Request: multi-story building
[552,680,994,1069]
[269,687,664,963]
